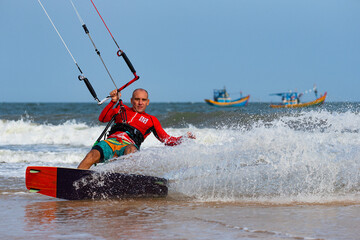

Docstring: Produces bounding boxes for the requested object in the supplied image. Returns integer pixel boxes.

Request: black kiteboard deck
[25,166,168,200]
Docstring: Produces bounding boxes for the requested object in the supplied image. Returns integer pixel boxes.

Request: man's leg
[78,141,137,169]
[124,144,138,155]
[77,149,101,169]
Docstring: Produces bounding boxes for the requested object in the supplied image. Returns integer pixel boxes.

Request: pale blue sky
[1,0,359,103]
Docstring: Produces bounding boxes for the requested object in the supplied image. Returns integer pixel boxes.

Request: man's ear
[146,99,150,106]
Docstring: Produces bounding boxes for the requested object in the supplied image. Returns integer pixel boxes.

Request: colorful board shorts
[92,138,134,163]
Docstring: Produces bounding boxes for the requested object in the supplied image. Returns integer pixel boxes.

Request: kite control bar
[89,0,141,105]
[117,50,137,77]
[91,0,139,83]
[38,0,139,105]
[73,0,140,105]
[97,75,140,105]
[78,75,100,103]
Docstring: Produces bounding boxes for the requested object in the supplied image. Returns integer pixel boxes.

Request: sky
[1,0,359,103]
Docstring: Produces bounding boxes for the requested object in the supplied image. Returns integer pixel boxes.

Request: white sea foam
[0,119,103,146]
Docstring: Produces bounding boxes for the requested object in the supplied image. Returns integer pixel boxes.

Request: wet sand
[1,191,360,240]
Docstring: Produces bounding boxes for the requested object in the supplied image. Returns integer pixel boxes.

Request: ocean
[1,101,360,239]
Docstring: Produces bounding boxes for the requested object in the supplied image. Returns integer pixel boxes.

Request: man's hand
[186,132,196,139]
[110,89,121,102]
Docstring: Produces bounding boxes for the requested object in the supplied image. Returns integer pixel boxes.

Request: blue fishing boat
[205,88,250,107]
[270,86,327,108]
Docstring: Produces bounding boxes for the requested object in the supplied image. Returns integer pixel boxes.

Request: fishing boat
[205,88,250,107]
[269,86,327,108]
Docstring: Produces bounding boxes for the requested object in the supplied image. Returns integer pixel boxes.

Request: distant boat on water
[270,85,327,108]
[204,88,250,107]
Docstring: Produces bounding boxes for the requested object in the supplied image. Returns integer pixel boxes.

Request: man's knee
[78,149,101,169]
[87,149,101,160]
[124,145,137,155]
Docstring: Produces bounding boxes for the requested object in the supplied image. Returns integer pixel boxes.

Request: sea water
[1,102,360,239]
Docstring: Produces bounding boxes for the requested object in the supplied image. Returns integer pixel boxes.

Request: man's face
[131,89,149,113]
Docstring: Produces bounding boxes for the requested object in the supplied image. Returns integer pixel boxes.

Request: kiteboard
[25,166,168,200]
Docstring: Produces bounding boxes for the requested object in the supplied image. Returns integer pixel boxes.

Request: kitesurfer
[78,88,196,169]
